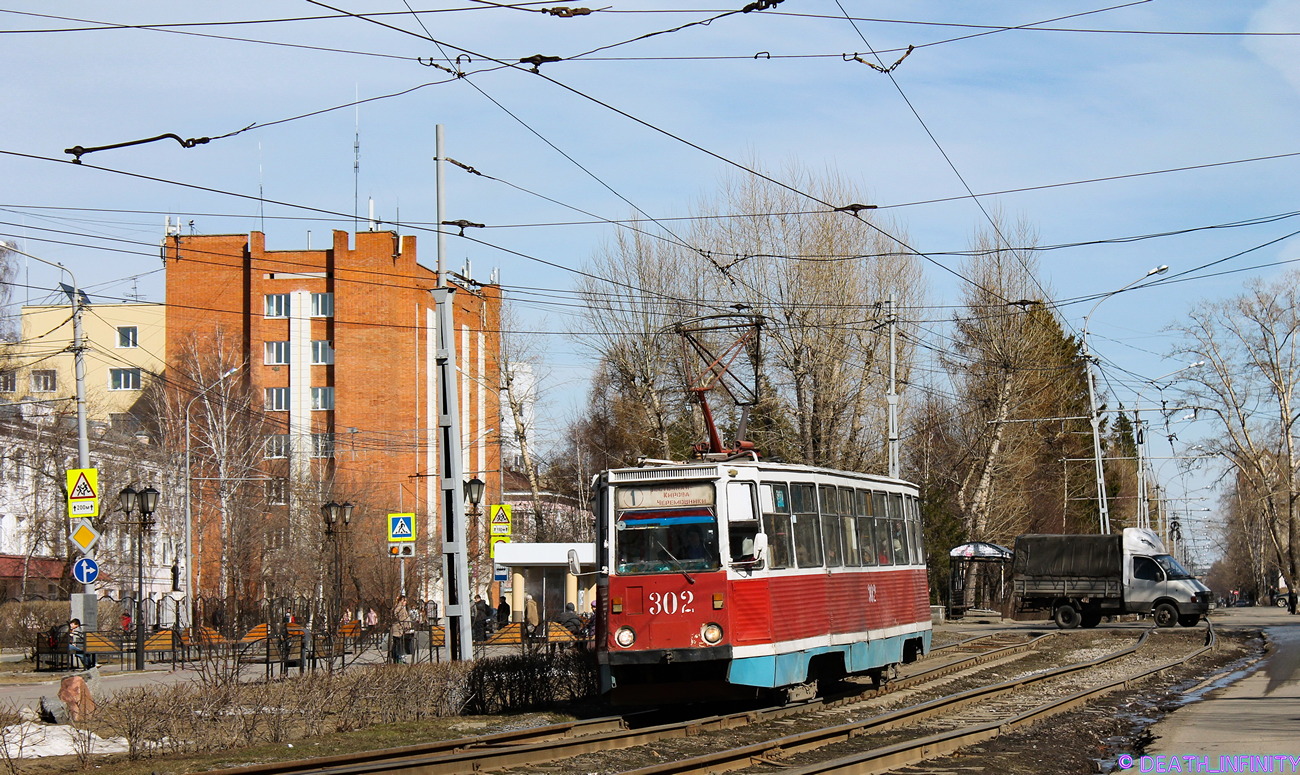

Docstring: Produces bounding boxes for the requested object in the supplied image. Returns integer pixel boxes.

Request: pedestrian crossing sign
[388,513,416,542]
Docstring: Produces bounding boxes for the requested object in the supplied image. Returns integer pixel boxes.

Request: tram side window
[727,482,765,568]
[838,488,860,566]
[856,490,877,566]
[873,517,893,565]
[792,483,823,568]
[818,486,842,567]
[760,483,793,569]
[891,519,909,565]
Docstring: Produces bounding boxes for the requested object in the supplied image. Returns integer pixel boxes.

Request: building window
[265,341,290,365]
[311,340,334,365]
[0,371,14,393]
[30,370,56,393]
[311,386,334,410]
[116,326,138,348]
[265,434,290,459]
[265,387,289,411]
[311,433,334,458]
[266,478,288,506]
[109,368,142,391]
[265,294,289,318]
[311,293,334,318]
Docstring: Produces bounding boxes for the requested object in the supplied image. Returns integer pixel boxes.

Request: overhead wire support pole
[887,295,899,479]
[432,124,473,660]
[1081,265,1168,534]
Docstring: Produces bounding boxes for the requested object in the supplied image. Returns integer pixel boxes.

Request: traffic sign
[71,557,100,585]
[494,564,508,582]
[68,520,100,555]
[388,513,416,542]
[66,468,99,518]
[489,504,512,536]
[490,535,511,558]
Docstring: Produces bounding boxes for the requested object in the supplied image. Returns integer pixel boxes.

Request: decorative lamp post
[463,478,486,577]
[119,485,159,671]
[321,501,352,632]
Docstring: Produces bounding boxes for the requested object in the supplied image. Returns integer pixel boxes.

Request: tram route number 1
[648,590,695,615]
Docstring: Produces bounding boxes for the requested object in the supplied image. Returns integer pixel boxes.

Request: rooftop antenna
[258,142,265,233]
[353,87,360,233]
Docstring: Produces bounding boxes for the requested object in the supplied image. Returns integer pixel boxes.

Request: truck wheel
[1153,603,1178,628]
[1177,614,1200,627]
[1054,603,1082,629]
[1081,612,1102,628]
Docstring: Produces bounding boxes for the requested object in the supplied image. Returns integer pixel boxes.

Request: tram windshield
[613,482,720,574]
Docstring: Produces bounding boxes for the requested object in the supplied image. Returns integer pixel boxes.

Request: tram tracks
[622,626,1218,775]
[209,631,1048,775]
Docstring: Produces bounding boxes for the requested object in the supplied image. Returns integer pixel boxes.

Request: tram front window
[614,483,720,575]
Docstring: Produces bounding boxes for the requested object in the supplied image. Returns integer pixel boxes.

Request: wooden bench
[84,632,122,666]
[481,622,575,648]
[34,633,73,672]
[237,623,306,676]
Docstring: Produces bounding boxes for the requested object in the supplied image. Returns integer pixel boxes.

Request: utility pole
[886,295,899,480]
[433,125,473,659]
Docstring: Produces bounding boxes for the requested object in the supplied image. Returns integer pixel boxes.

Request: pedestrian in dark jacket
[496,595,511,630]
[556,602,583,637]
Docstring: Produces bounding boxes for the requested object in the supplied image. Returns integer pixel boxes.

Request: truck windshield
[1154,554,1194,580]
[614,483,719,575]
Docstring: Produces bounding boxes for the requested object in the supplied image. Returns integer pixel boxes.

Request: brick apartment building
[164,229,501,609]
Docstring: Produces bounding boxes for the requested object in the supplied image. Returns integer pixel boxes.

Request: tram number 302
[648,590,695,615]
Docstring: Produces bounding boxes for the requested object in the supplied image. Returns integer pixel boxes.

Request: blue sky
[3,1,1298,562]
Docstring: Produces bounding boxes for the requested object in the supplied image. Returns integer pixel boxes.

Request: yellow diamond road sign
[69,520,100,555]
[66,468,99,518]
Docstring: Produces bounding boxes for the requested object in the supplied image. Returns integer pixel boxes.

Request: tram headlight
[702,623,724,644]
[614,626,637,648]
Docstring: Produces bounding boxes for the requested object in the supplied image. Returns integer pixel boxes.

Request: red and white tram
[593,458,932,702]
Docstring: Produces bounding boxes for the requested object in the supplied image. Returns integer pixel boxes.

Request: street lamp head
[321,501,341,526]
[138,486,160,517]
[1148,265,1169,277]
[118,486,138,514]
[341,502,354,526]
[464,477,485,507]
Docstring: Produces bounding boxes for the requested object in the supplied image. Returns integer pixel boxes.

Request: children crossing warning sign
[489,504,512,536]
[65,468,99,518]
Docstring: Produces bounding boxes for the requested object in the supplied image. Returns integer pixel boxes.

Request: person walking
[471,595,492,641]
[496,595,511,631]
[390,594,413,663]
[524,594,540,638]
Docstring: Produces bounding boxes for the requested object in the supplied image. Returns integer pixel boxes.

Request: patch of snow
[0,722,129,758]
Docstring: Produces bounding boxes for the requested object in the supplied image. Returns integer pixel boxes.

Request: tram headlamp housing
[614,626,637,648]
[702,623,724,644]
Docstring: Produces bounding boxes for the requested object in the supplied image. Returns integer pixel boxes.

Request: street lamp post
[119,485,160,671]
[1082,265,1168,534]
[320,501,353,633]
[184,366,239,631]
[463,478,485,584]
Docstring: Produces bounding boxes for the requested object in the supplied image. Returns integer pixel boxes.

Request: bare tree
[1171,270,1300,609]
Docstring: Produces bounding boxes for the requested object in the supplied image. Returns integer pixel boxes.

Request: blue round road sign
[72,557,100,585]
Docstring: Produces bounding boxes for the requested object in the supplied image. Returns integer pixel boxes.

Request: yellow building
[0,303,166,423]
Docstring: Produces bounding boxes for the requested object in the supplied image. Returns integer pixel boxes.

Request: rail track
[208,628,1201,775]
